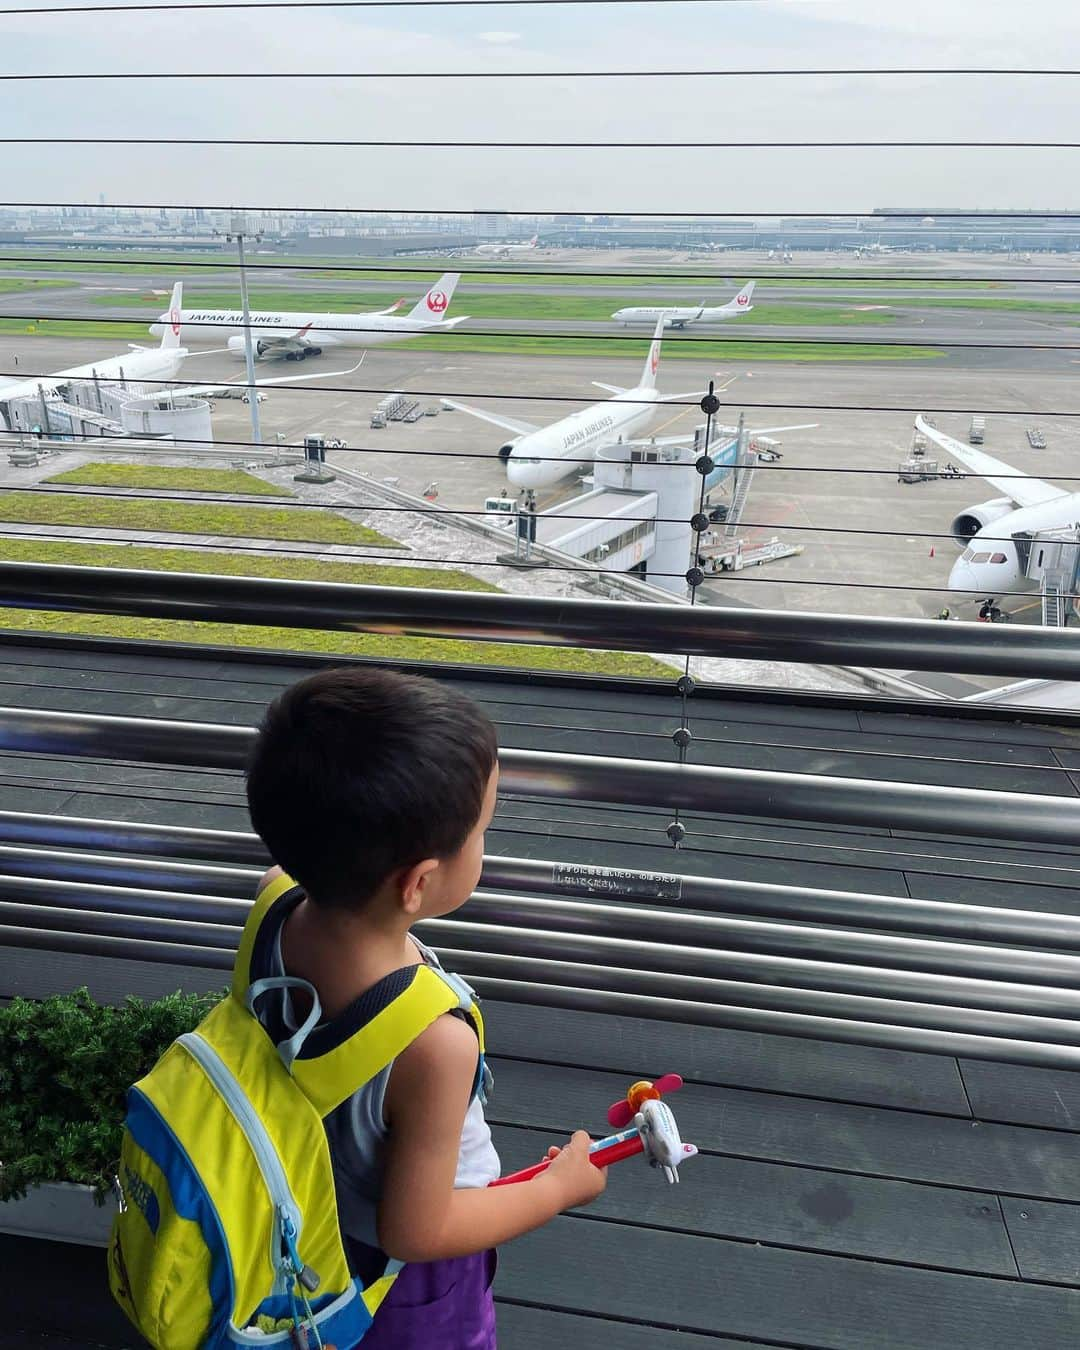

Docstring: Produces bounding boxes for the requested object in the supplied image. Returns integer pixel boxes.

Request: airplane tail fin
[159,282,184,349]
[639,316,665,390]
[409,272,460,322]
[727,280,755,313]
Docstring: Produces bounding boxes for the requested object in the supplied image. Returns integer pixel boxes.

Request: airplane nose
[948,558,995,595]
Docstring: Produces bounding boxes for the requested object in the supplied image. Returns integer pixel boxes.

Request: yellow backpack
[108,873,486,1349]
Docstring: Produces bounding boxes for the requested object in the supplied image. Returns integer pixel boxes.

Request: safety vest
[108,872,486,1349]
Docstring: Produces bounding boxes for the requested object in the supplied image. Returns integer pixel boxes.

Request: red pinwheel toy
[491,1073,698,1188]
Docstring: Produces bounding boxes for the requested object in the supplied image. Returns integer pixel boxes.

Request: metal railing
[2,567,1080,1070]
[0,560,1077,677]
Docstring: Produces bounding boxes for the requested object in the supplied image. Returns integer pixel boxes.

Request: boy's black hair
[246,667,498,908]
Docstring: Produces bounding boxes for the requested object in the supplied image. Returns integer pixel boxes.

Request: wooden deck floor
[4,636,1080,1348]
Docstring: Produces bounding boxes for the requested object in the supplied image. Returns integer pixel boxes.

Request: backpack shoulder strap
[290,964,480,1117]
[232,870,298,1001]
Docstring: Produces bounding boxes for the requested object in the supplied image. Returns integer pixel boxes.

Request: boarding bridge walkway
[3,571,1080,1348]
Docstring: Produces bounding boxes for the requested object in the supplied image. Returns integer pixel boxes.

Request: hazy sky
[1,0,1078,214]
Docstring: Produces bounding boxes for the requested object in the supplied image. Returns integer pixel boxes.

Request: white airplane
[612,282,755,330]
[475,235,539,258]
[0,282,190,429]
[150,274,467,362]
[916,415,1080,599]
[442,318,699,490]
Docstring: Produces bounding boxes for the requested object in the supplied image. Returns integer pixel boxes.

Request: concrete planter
[0,1180,113,1247]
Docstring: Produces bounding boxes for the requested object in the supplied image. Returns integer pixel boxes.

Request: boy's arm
[377,1013,605,1263]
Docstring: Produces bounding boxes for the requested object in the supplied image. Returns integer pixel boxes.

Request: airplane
[442,317,701,489]
[612,281,755,330]
[0,282,190,429]
[474,235,539,258]
[149,274,467,362]
[915,414,1080,599]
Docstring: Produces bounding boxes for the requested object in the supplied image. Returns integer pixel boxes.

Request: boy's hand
[539,1130,607,1210]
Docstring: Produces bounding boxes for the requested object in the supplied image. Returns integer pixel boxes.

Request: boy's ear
[399,857,441,915]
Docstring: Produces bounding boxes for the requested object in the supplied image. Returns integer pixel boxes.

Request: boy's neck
[282,894,420,1019]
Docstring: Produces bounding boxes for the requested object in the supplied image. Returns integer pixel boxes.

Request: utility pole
[222,213,262,446]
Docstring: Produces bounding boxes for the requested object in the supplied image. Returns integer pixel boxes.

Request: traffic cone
[929,546,935,558]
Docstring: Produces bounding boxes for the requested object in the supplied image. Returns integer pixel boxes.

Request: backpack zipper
[179,1031,309,1293]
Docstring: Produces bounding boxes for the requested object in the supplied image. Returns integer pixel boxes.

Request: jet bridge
[1012,527,1080,627]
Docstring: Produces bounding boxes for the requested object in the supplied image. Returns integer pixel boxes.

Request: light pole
[223,213,262,447]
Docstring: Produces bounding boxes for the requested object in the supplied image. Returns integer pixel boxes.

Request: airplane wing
[248,322,342,353]
[440,398,540,436]
[914,415,1066,509]
[168,355,366,400]
[593,381,628,395]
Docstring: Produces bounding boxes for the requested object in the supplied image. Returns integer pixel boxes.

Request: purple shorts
[360,1249,498,1349]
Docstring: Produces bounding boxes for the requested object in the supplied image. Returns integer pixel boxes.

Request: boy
[245,667,605,1347]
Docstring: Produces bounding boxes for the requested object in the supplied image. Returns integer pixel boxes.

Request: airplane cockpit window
[990,553,1008,564]
[970,553,992,564]
[961,548,975,561]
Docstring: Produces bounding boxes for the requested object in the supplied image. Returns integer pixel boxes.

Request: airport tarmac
[3,331,1079,630]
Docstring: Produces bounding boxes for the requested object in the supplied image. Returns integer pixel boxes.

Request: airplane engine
[950,497,1015,545]
[497,440,521,462]
[226,335,276,359]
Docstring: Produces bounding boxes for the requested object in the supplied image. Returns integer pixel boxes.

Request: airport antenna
[218,214,264,446]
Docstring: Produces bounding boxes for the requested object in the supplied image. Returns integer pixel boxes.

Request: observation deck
[3,569,1080,1349]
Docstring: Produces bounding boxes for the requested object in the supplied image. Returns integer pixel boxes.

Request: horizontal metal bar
[460,892,1080,987]
[2,706,1079,846]
[2,814,1076,955]
[0,560,1077,679]
[0,808,269,865]
[479,855,1080,951]
[0,844,260,898]
[0,876,249,925]
[4,851,1074,988]
[7,901,1080,1041]
[9,871,1075,1002]
[441,946,1080,1045]
[423,918,1080,1022]
[465,977,1080,1072]
[5,922,1079,1071]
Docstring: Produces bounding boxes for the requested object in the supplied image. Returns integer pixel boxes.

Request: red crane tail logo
[427,290,448,314]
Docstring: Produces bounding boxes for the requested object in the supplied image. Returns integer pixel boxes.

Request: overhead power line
[4,200,1079,218]
[1,255,1075,286]
[1,0,770,13]
[2,367,1078,419]
[2,310,1077,352]
[8,137,1080,149]
[3,68,1079,81]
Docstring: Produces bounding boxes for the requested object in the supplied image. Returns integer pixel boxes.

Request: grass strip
[0,537,669,678]
[0,490,400,547]
[0,536,494,590]
[45,463,292,496]
[0,608,672,678]
[98,289,900,327]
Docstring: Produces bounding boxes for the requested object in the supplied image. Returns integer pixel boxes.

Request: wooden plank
[495,719,1076,796]
[959,1060,1080,1132]
[856,707,1080,750]
[904,871,1080,918]
[487,1059,1080,1201]
[0,946,226,1005]
[489,821,911,897]
[493,1125,1018,1277]
[493,1303,771,1350]
[498,1216,1080,1349]
[485,1001,971,1116]
[1001,1198,1080,1286]
[3,1234,139,1347]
